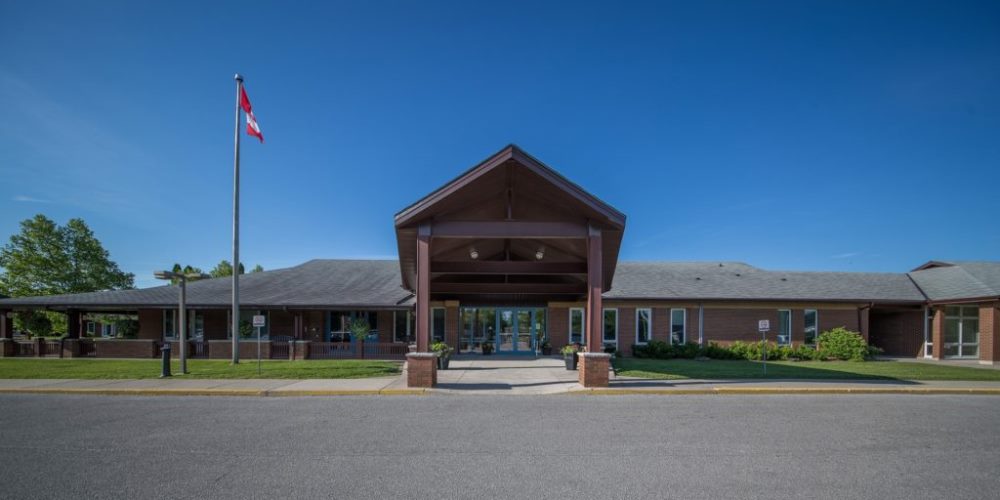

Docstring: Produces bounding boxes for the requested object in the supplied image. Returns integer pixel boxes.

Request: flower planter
[564,353,578,370]
[541,346,552,356]
[437,356,450,370]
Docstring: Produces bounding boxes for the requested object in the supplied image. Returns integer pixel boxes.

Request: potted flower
[348,318,371,349]
[431,341,453,369]
[540,338,552,356]
[481,341,494,355]
[561,344,579,370]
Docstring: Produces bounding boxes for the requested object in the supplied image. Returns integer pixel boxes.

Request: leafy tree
[209,260,252,278]
[0,215,134,336]
[0,215,134,296]
[251,264,264,273]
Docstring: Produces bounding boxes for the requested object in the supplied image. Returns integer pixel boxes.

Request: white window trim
[944,305,979,358]
[163,310,176,339]
[635,308,651,345]
[777,309,792,345]
[569,307,585,345]
[431,307,446,342]
[603,308,618,346]
[86,321,96,335]
[394,310,413,343]
[670,308,686,345]
[803,309,818,346]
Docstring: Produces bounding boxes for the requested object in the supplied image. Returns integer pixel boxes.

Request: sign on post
[252,315,265,375]
[758,319,770,376]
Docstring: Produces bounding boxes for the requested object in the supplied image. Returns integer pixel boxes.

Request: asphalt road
[1,394,998,500]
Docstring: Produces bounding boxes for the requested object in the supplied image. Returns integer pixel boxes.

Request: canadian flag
[239,85,264,143]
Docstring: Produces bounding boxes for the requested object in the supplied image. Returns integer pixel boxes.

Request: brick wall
[651,308,669,344]
[203,310,228,340]
[819,309,859,334]
[869,308,924,357]
[304,311,326,342]
[981,302,999,363]
[548,306,569,348]
[95,339,158,358]
[618,307,635,353]
[445,304,459,350]
[137,309,162,340]
[269,310,294,337]
[377,311,394,343]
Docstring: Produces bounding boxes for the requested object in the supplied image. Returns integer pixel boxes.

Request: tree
[251,264,264,273]
[209,260,246,278]
[0,215,134,336]
[0,215,134,296]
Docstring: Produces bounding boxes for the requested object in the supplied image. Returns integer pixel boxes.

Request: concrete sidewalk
[3,355,1000,396]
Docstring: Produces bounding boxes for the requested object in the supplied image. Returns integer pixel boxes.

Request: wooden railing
[79,339,97,357]
[15,341,35,357]
[309,341,407,360]
[43,340,62,357]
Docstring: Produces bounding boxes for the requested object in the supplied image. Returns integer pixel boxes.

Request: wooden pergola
[394,145,626,353]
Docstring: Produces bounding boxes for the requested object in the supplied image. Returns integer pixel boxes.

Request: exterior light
[469,247,479,260]
[535,247,545,260]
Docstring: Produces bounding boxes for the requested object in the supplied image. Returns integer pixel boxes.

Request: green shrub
[789,344,821,361]
[817,327,875,361]
[702,342,741,360]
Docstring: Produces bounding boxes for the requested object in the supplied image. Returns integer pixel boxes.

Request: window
[569,308,585,344]
[635,308,651,345]
[432,307,446,342]
[394,310,414,343]
[101,324,113,337]
[670,308,686,344]
[163,310,176,339]
[804,309,818,345]
[86,321,96,335]
[230,310,269,339]
[777,309,791,345]
[944,306,979,358]
[603,309,618,347]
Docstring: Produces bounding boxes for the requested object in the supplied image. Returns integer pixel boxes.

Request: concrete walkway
[3,357,1000,396]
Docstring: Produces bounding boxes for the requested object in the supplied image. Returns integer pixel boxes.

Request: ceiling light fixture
[469,247,479,260]
[535,247,545,260]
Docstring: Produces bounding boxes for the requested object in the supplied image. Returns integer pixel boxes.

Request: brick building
[1,145,998,381]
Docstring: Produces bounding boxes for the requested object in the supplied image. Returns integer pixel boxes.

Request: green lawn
[0,359,402,379]
[613,358,1000,381]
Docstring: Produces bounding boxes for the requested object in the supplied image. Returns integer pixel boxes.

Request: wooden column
[586,224,603,352]
[65,310,82,339]
[0,310,11,339]
[415,223,431,352]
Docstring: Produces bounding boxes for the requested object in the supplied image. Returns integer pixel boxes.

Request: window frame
[635,308,652,345]
[803,309,818,346]
[670,308,686,345]
[777,309,792,345]
[569,308,585,345]
[393,310,414,344]
[602,308,618,347]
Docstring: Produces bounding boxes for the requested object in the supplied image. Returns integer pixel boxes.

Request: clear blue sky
[2,1,998,288]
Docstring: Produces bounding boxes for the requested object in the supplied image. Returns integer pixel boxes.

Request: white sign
[252,315,266,328]
[758,319,770,332]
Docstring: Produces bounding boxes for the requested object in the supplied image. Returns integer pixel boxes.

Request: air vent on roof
[695,277,701,280]
[781,278,787,281]
[735,273,741,277]
[718,263,724,267]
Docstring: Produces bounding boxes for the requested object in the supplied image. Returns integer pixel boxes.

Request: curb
[574,387,1000,396]
[0,387,428,397]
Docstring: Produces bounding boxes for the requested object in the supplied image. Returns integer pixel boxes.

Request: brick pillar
[981,303,999,365]
[406,352,437,388]
[415,223,431,353]
[578,352,611,388]
[932,306,944,360]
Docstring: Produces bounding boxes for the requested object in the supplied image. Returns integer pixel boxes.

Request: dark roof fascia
[602,296,927,305]
[927,296,1000,306]
[911,260,955,272]
[394,144,625,229]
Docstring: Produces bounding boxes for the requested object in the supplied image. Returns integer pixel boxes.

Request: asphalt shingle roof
[0,260,415,309]
[908,261,1000,301]
[604,262,926,302]
[0,259,947,309]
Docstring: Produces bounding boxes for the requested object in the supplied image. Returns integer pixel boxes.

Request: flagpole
[231,73,243,364]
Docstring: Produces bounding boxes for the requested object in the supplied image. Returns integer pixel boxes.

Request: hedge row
[632,327,881,362]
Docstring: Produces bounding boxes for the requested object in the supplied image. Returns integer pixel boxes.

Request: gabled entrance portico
[394,145,626,387]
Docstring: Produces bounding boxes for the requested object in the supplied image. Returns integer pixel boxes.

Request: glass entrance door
[461,307,542,354]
